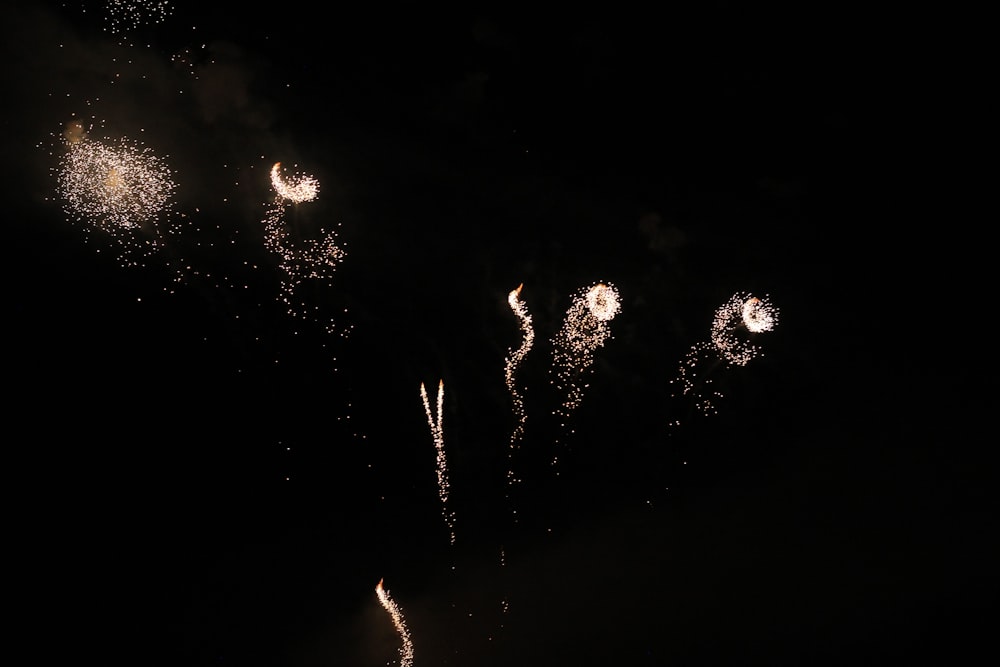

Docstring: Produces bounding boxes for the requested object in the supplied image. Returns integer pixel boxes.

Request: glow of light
[671,291,780,418]
[550,282,621,453]
[270,162,319,203]
[57,134,176,232]
[504,283,534,486]
[742,296,778,333]
[375,578,414,667]
[262,162,347,331]
[710,292,780,366]
[54,130,177,267]
[421,379,455,545]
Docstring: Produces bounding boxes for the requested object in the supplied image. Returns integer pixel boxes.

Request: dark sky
[4,2,993,666]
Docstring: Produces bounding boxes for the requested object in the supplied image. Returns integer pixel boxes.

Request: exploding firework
[54,128,177,266]
[375,578,414,667]
[550,282,621,459]
[671,291,780,417]
[421,379,455,545]
[262,162,347,332]
[270,161,319,204]
[504,283,534,488]
[103,0,173,34]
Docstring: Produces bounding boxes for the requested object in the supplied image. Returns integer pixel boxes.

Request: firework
[262,162,347,331]
[270,162,319,204]
[421,379,455,545]
[54,129,177,267]
[671,291,780,417]
[103,1,173,34]
[711,292,780,365]
[504,283,534,487]
[375,578,414,667]
[550,282,621,459]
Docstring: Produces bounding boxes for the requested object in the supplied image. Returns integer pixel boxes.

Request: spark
[54,128,177,267]
[270,162,319,203]
[550,282,621,458]
[421,379,455,545]
[375,578,414,667]
[671,291,780,417]
[262,162,347,332]
[711,293,780,365]
[103,1,173,34]
[504,283,534,487]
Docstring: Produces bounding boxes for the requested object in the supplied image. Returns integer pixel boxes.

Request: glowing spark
[57,134,175,232]
[375,578,414,667]
[269,162,319,203]
[710,292,780,366]
[671,291,780,417]
[550,282,621,457]
[54,130,177,267]
[421,379,455,545]
[262,162,346,331]
[505,283,534,487]
[103,1,173,34]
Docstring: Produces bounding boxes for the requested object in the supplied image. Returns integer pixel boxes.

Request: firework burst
[262,162,347,333]
[53,126,177,266]
[671,291,780,418]
[550,282,621,462]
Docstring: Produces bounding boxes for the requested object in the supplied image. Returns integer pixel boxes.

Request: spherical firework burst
[585,282,621,321]
[56,134,177,234]
[710,292,780,366]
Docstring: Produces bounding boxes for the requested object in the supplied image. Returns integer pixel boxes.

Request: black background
[4,2,993,666]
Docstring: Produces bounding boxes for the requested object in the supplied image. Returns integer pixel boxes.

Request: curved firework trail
[549,281,621,466]
[262,161,347,332]
[269,161,319,204]
[671,291,780,419]
[504,283,534,488]
[375,578,414,667]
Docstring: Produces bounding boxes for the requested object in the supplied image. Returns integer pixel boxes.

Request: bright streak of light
[375,578,414,667]
[504,283,534,486]
[550,282,621,450]
[421,379,455,545]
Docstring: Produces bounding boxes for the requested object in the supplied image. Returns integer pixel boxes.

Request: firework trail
[375,578,414,667]
[671,291,780,419]
[263,162,347,334]
[549,282,621,465]
[421,379,455,545]
[54,125,177,268]
[504,283,534,489]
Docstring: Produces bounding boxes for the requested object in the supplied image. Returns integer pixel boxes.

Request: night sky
[4,2,994,666]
